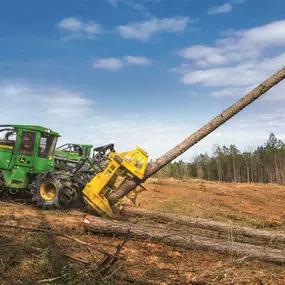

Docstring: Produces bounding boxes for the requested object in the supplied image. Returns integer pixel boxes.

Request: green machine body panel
[0,125,59,190]
[55,144,93,161]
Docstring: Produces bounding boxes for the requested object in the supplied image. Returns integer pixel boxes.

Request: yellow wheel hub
[40,182,57,201]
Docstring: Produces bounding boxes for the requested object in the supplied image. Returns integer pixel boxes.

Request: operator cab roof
[0,125,60,137]
[57,143,93,148]
[72,144,93,148]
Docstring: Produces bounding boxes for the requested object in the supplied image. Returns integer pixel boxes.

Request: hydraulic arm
[82,146,148,217]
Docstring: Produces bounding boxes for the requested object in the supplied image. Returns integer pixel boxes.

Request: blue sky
[1,0,285,160]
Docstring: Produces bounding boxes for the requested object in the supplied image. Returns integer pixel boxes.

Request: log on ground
[118,206,285,243]
[84,215,285,265]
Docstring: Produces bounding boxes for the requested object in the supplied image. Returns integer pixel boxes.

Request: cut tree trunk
[84,215,285,264]
[108,66,285,205]
[118,206,285,243]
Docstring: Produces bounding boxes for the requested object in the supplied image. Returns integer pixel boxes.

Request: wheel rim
[40,182,57,201]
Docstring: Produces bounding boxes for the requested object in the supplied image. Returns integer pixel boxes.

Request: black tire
[70,182,86,208]
[31,171,76,209]
[71,172,93,208]
[0,171,5,194]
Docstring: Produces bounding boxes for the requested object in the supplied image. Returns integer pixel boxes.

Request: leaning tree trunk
[108,66,285,205]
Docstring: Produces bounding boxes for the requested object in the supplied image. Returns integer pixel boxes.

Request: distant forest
[154,134,285,185]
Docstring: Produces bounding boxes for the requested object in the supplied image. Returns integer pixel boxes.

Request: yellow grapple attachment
[82,146,148,217]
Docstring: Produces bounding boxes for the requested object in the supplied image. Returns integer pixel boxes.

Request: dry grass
[141,178,285,229]
[1,179,285,284]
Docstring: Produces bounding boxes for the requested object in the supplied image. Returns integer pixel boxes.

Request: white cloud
[179,45,216,60]
[123,0,145,11]
[92,58,125,71]
[117,17,189,41]
[262,81,285,101]
[0,81,197,159]
[0,82,94,125]
[58,17,82,32]
[171,22,285,116]
[1,81,285,161]
[124,56,152,65]
[207,81,284,100]
[232,20,285,47]
[84,108,285,161]
[106,0,164,9]
[105,0,154,16]
[0,84,32,97]
[208,86,256,98]
[231,0,246,3]
[174,20,285,101]
[178,45,258,67]
[92,56,152,71]
[208,3,233,15]
[178,20,285,68]
[171,63,192,74]
[106,0,118,6]
[180,53,285,87]
[58,17,102,40]
[186,106,285,158]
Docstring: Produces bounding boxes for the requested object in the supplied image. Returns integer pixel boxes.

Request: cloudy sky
[1,0,285,161]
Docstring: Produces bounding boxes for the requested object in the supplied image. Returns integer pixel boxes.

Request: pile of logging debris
[84,206,285,265]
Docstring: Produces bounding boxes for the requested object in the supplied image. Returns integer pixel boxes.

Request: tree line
[153,133,285,185]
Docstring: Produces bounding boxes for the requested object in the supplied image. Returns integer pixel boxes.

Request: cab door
[15,130,36,168]
[10,130,37,187]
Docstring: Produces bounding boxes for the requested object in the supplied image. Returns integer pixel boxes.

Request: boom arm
[82,146,148,217]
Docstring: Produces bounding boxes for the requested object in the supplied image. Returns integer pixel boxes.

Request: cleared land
[1,179,285,284]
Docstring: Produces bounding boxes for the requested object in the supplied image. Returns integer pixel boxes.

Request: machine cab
[0,125,59,188]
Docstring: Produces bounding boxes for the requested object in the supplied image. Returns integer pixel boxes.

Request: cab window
[0,128,16,150]
[19,131,36,156]
[38,134,55,158]
[73,145,83,155]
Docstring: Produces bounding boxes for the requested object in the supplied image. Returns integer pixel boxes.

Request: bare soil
[1,179,285,284]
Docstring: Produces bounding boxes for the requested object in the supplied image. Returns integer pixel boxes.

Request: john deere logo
[19,157,26,163]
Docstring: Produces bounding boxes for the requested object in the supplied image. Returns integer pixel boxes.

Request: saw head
[82,146,148,217]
